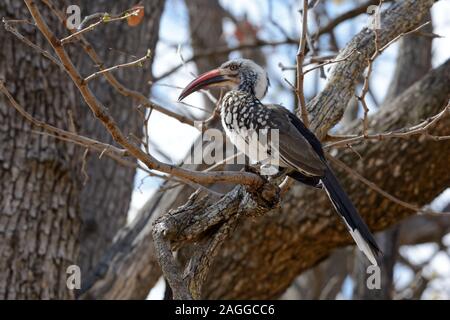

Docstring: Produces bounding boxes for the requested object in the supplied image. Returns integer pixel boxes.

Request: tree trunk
[0,2,81,299]
[75,0,165,278]
[0,0,165,299]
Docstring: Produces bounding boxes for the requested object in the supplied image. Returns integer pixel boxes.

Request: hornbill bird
[178,58,381,265]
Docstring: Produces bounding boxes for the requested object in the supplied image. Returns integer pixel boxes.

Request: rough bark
[0,2,81,299]
[75,0,165,278]
[0,0,165,299]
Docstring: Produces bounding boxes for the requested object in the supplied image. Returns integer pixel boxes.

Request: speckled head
[178,58,270,101]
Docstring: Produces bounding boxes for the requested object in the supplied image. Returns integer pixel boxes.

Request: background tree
[0,0,164,299]
[1,1,82,299]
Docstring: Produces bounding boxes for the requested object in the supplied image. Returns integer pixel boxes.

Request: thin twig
[42,0,196,129]
[60,8,142,45]
[84,49,151,83]
[0,80,127,157]
[357,18,430,137]
[81,149,90,185]
[303,49,357,75]
[2,18,64,70]
[325,102,450,148]
[296,0,310,127]
[154,0,390,82]
[279,54,338,71]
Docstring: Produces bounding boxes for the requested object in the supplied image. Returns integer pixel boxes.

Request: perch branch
[153,184,280,299]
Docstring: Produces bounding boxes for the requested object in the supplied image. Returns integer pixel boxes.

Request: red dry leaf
[127,5,144,27]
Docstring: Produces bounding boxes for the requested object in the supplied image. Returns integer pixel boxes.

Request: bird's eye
[229,64,238,71]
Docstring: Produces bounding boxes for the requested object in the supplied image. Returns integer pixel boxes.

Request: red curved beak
[178,69,226,101]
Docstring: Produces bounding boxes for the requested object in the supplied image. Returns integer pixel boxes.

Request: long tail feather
[321,166,381,265]
[288,171,322,189]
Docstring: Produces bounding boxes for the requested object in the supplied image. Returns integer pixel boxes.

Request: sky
[123,0,450,299]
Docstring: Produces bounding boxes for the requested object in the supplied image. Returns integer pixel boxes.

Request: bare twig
[0,80,178,184]
[357,0,383,136]
[81,149,90,185]
[2,18,63,70]
[154,0,393,83]
[0,80,127,157]
[296,0,310,127]
[60,7,142,45]
[325,102,450,148]
[42,0,197,129]
[357,18,430,137]
[357,57,374,137]
[0,80,176,184]
[303,49,357,75]
[84,49,151,83]
[279,54,338,71]
[379,21,431,54]
[76,12,105,30]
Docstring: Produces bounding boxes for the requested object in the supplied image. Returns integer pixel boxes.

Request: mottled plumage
[221,90,326,176]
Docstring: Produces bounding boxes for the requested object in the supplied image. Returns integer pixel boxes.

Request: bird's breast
[220,96,275,165]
